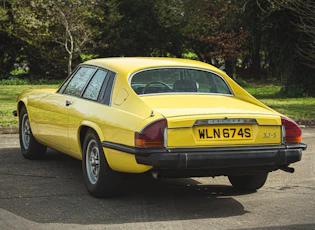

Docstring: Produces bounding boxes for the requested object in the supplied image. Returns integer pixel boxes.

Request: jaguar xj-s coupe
[15,57,307,197]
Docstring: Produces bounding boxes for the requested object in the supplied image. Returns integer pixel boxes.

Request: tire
[82,129,122,198]
[228,173,268,191]
[19,106,47,159]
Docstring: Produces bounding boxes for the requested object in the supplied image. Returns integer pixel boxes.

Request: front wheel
[82,129,122,198]
[19,106,47,159]
[228,173,268,191]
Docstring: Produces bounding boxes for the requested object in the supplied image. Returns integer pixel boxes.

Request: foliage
[0,0,314,96]
[272,0,315,69]
[280,64,315,97]
[182,52,198,60]
[235,77,248,87]
[0,0,102,77]
[80,54,100,62]
[183,0,247,78]
[247,0,315,97]
[93,0,185,57]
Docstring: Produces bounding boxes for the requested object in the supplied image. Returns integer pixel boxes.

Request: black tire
[82,129,122,198]
[228,173,268,191]
[19,106,47,159]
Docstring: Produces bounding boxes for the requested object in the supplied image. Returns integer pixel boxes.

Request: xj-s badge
[263,132,277,138]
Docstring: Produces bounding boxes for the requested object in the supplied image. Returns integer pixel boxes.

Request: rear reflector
[281,117,302,143]
[135,119,167,148]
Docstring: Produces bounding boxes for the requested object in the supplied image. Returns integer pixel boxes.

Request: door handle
[65,100,73,106]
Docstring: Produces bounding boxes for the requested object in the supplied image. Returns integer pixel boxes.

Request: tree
[183,0,247,79]
[254,0,315,96]
[0,0,99,76]
[93,0,185,58]
[272,0,315,69]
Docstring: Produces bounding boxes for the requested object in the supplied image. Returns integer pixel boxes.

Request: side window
[58,68,78,93]
[101,72,116,105]
[83,69,108,101]
[63,67,95,97]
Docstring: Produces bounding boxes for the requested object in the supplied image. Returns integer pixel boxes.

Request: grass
[244,84,282,99]
[259,98,315,120]
[0,83,314,127]
[244,84,315,121]
[0,85,59,127]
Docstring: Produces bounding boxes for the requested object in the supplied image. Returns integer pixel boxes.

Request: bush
[281,64,315,97]
[235,77,248,87]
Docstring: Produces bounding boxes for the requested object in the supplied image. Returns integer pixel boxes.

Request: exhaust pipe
[151,171,160,180]
[280,166,295,173]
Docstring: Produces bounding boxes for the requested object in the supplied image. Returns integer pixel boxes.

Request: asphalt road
[0,129,314,230]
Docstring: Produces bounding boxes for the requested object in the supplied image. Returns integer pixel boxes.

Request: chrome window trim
[128,67,234,96]
[81,68,111,102]
[57,66,81,94]
[60,66,98,97]
[79,67,103,98]
[138,92,234,97]
[108,72,117,107]
[81,69,117,107]
[58,64,117,107]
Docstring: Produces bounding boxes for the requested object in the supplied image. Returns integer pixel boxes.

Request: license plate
[196,126,253,140]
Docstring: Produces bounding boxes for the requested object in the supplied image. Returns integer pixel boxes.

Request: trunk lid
[141,95,282,147]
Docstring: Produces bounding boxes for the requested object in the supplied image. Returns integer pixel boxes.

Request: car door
[36,66,97,151]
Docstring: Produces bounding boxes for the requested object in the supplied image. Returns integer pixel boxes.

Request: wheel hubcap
[21,114,31,150]
[86,139,100,184]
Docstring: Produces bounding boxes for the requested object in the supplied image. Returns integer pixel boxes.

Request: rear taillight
[135,119,167,148]
[281,117,302,143]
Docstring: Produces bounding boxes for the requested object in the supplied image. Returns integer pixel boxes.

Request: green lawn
[0,85,59,127]
[244,84,282,99]
[244,84,315,121]
[0,84,314,127]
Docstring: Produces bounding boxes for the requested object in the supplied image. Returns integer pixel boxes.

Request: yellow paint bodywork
[17,57,287,174]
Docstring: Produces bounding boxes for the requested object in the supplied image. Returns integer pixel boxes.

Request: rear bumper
[102,142,306,169]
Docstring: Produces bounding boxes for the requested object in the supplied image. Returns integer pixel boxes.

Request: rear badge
[263,132,277,138]
[194,118,257,126]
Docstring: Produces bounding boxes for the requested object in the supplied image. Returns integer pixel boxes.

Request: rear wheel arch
[79,123,106,153]
[79,126,90,150]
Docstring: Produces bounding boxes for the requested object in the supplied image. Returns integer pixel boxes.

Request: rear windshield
[130,68,232,95]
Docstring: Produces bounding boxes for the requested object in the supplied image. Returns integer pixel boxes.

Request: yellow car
[15,57,307,197]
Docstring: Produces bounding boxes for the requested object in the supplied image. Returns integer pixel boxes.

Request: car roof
[83,57,223,76]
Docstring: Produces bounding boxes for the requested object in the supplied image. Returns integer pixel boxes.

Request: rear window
[130,68,232,95]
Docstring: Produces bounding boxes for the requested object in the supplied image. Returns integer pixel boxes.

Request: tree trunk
[225,59,237,80]
[225,60,233,77]
[68,52,72,75]
[232,60,237,80]
[250,34,261,79]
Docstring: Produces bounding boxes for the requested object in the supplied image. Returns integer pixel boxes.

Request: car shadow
[0,148,250,225]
